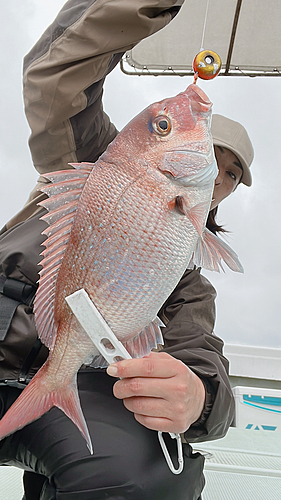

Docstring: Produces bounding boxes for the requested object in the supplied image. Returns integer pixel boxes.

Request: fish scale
[0,84,243,453]
[75,169,197,341]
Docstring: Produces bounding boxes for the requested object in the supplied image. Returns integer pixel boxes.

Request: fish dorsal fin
[192,227,244,273]
[34,163,94,350]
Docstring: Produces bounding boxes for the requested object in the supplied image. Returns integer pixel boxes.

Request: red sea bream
[0,84,242,452]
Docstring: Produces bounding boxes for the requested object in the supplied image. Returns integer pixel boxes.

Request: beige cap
[211,114,254,186]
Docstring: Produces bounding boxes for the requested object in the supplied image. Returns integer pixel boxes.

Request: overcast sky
[1,1,280,350]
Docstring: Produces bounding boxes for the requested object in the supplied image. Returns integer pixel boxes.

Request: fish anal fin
[124,318,164,359]
[89,318,164,368]
[192,228,244,273]
[0,364,93,454]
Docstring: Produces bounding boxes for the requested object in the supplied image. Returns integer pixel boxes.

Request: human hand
[106,352,206,434]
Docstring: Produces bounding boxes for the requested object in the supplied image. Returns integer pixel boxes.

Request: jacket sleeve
[158,268,235,442]
[4,0,183,232]
[23,0,183,175]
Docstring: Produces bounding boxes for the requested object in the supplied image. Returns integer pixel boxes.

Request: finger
[123,394,192,433]
[122,391,191,429]
[112,367,191,401]
[133,413,181,434]
[113,377,175,400]
[107,352,183,379]
[123,396,168,417]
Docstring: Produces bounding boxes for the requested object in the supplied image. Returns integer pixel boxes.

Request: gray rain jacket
[0,0,234,443]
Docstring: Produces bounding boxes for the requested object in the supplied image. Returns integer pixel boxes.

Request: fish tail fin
[53,381,93,454]
[0,365,93,454]
[0,367,52,441]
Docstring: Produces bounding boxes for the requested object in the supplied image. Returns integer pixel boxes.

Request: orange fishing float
[193,49,221,83]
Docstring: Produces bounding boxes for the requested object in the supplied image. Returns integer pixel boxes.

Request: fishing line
[200,0,211,50]
[193,0,221,82]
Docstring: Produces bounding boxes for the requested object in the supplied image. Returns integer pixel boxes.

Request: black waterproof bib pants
[0,371,205,500]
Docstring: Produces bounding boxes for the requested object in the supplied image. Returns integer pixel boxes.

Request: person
[208,113,253,232]
[0,1,254,499]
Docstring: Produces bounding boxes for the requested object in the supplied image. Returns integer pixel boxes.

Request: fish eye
[152,115,172,136]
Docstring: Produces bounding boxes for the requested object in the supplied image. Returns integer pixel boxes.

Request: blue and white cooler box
[232,386,281,431]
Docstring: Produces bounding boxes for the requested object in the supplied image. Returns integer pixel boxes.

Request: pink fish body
[0,84,242,452]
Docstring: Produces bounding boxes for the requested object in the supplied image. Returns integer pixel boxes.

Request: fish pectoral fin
[192,228,244,273]
[168,196,208,236]
[167,198,177,211]
[177,197,209,236]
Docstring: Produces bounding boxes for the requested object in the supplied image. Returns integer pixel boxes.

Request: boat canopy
[121,0,281,77]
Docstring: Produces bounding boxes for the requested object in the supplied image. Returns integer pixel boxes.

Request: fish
[0,84,243,453]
